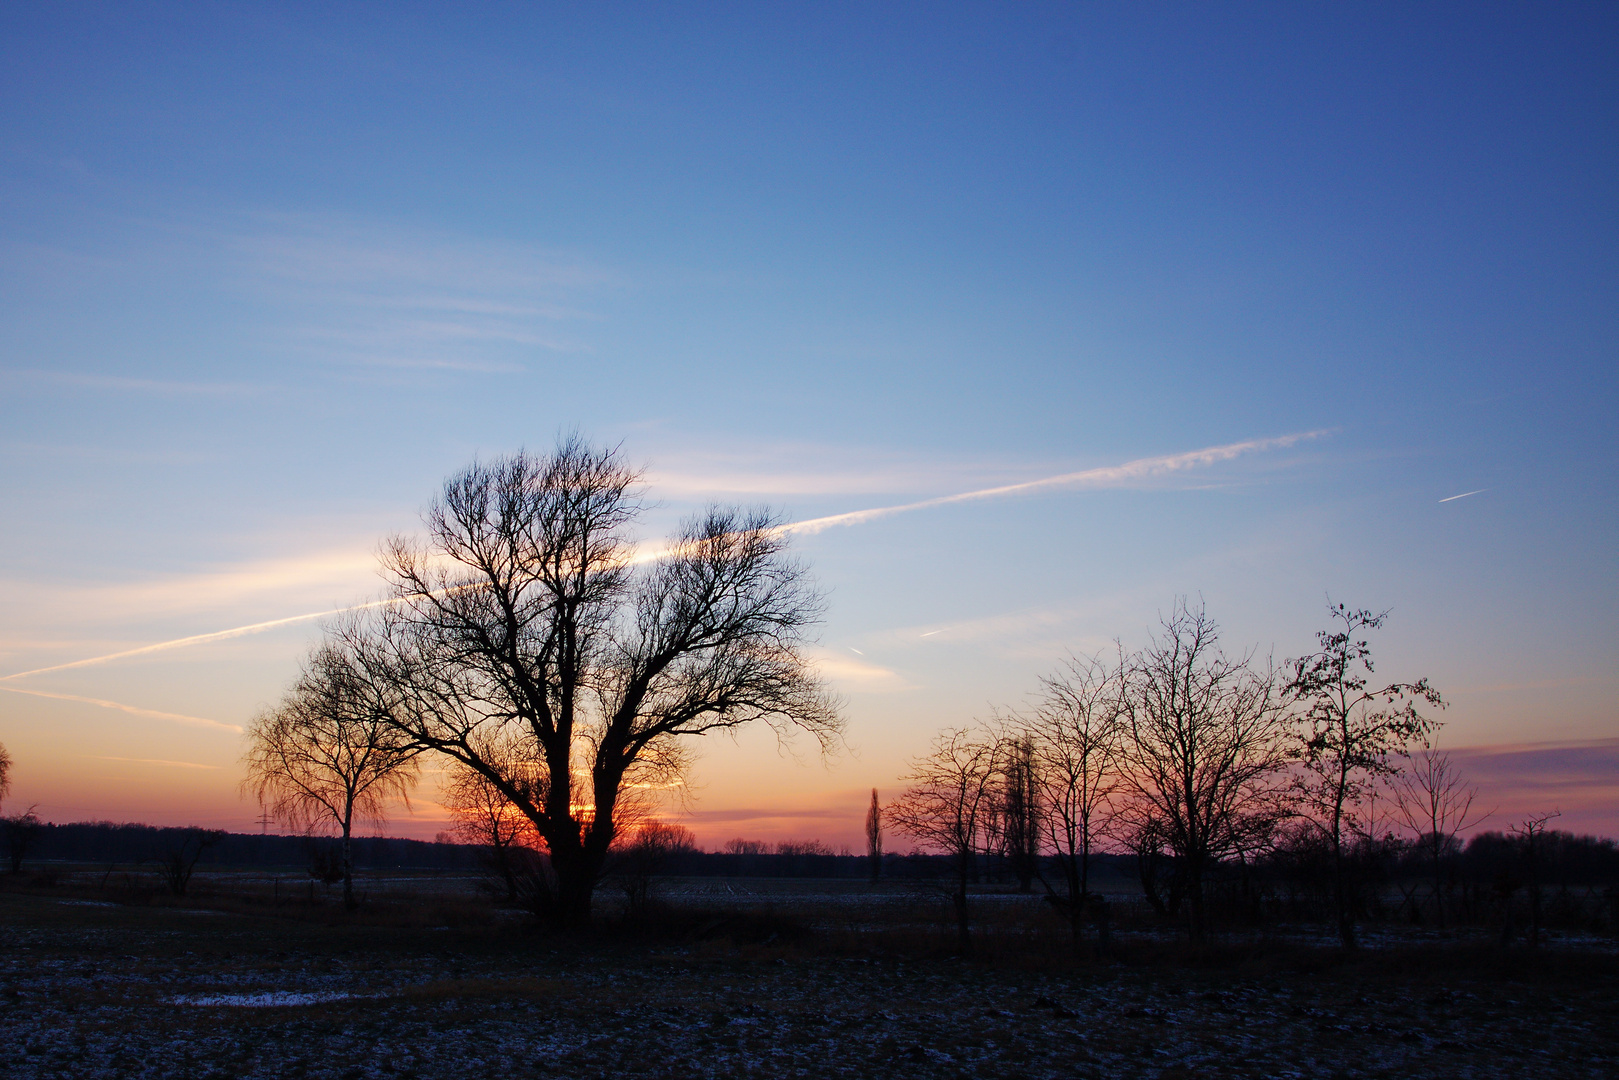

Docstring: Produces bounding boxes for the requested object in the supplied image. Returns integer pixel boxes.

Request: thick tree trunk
[560,861,605,932]
[546,842,605,928]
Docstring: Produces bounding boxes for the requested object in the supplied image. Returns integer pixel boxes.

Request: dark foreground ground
[1,886,1616,1080]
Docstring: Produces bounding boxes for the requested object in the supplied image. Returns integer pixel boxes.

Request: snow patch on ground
[170,991,364,1007]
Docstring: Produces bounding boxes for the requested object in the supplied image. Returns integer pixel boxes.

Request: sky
[1,3,1614,847]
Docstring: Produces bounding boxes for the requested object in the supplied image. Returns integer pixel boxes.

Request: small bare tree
[865,787,883,883]
[1391,745,1489,927]
[1512,810,1561,948]
[887,727,1001,954]
[243,637,422,910]
[156,828,226,896]
[1023,652,1124,949]
[2,807,41,874]
[442,744,544,902]
[615,820,698,918]
[1286,602,1444,949]
[1118,600,1292,942]
[0,743,32,875]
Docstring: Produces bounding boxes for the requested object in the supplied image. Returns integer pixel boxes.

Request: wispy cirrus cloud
[94,755,222,770]
[237,214,613,294]
[1445,738,1619,834]
[1,369,262,396]
[2,546,382,634]
[645,444,1012,499]
[229,214,615,371]
[805,648,914,693]
[0,599,399,684]
[0,685,239,733]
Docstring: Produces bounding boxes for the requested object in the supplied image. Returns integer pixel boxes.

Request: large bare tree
[1023,652,1125,948]
[243,638,422,910]
[1118,601,1292,941]
[1285,601,1444,949]
[360,439,839,926]
[0,741,10,812]
[887,727,1001,954]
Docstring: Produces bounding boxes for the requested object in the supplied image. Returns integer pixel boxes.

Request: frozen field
[1,882,1615,1079]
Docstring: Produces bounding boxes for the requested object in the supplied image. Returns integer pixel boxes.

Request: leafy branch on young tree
[1285,601,1444,948]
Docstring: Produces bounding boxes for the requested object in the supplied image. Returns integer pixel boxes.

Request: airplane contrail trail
[0,684,241,732]
[1439,489,1489,503]
[0,431,1326,686]
[781,430,1330,535]
[0,598,400,683]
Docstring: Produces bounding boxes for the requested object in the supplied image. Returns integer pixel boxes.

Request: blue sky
[1,3,1614,842]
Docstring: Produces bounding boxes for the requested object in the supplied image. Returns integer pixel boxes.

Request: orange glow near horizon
[6,739,1615,853]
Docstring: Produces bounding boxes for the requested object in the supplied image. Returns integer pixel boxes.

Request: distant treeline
[13,822,483,871]
[6,821,1140,881]
[658,849,1136,881]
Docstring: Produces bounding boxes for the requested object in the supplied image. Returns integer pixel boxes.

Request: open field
[2,875,1616,1080]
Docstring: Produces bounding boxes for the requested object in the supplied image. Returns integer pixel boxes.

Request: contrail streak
[781,430,1330,535]
[0,685,241,733]
[95,755,222,770]
[0,598,399,683]
[1439,489,1489,503]
[0,431,1325,685]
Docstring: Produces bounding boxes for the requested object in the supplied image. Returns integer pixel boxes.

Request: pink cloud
[1444,738,1619,837]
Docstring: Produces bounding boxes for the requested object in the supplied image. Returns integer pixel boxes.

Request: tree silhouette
[358,438,839,926]
[865,788,883,883]
[888,727,1000,954]
[1286,601,1444,948]
[243,635,421,910]
[1118,601,1292,942]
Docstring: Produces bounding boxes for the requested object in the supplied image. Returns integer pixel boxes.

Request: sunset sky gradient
[1,3,1614,846]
